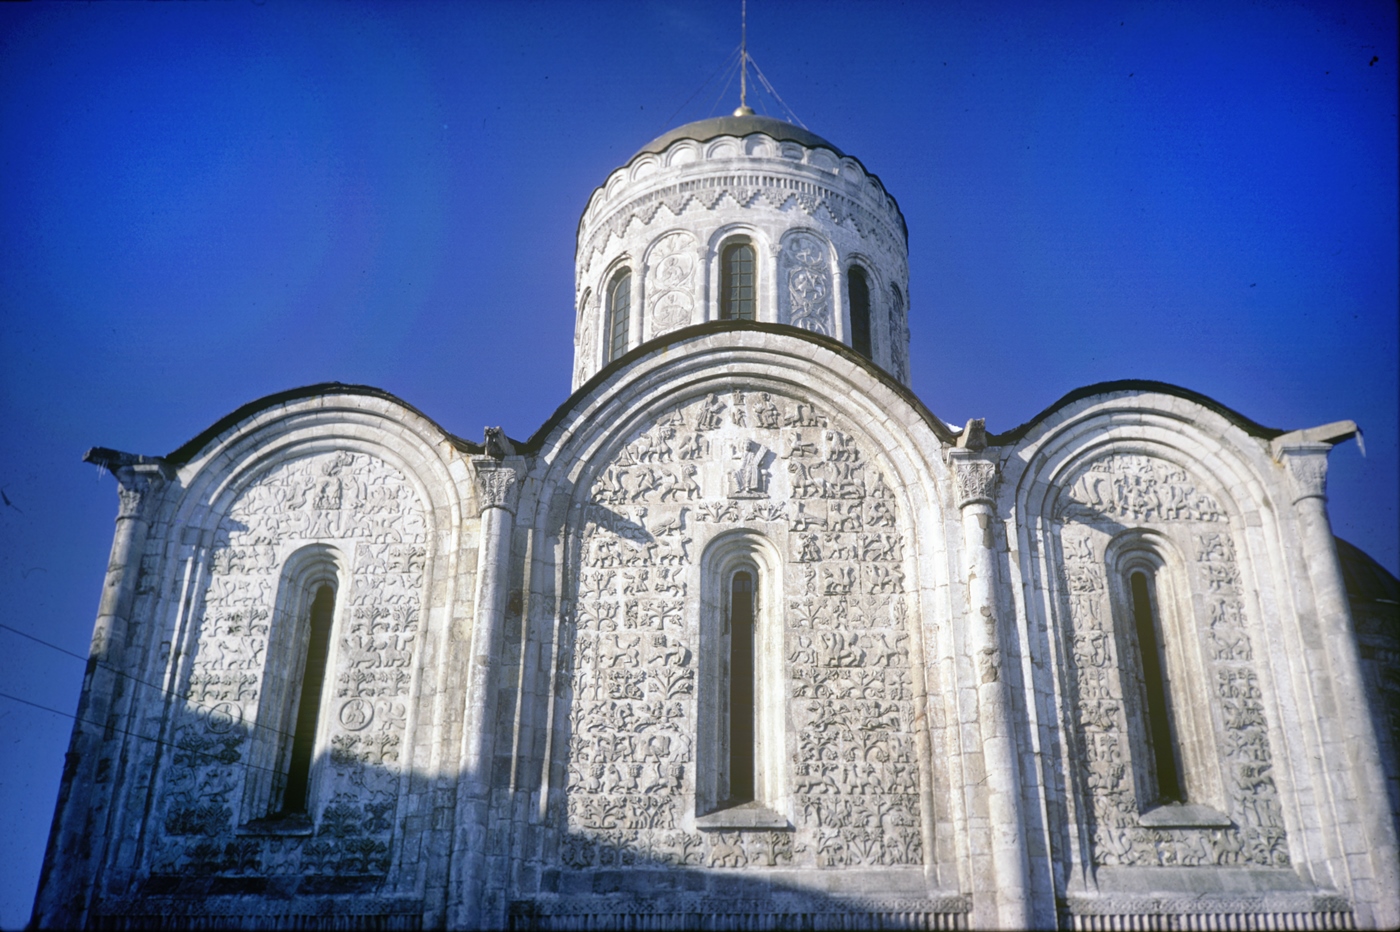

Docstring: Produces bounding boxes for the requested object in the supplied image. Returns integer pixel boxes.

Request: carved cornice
[578,175,906,286]
[1277,442,1331,504]
[949,450,999,509]
[471,458,523,516]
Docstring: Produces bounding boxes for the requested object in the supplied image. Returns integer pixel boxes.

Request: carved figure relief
[781,233,833,336]
[153,451,428,879]
[1060,454,1223,523]
[647,232,698,336]
[1056,460,1287,868]
[564,391,922,870]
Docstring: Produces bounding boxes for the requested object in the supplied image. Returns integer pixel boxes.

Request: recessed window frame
[1104,534,1226,819]
[696,530,787,827]
[720,238,757,321]
[241,544,346,832]
[605,268,632,363]
[846,264,873,359]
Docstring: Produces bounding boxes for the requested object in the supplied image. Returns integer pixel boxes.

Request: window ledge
[237,813,314,836]
[1138,802,1233,829]
[696,802,791,831]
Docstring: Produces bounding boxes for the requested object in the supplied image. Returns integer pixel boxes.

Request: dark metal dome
[634,114,845,160]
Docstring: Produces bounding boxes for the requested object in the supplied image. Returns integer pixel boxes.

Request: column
[949,444,1032,930]
[1277,440,1400,928]
[449,454,522,929]
[32,459,166,930]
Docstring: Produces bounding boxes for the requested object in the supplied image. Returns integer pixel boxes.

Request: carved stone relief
[562,391,922,870]
[1060,454,1223,524]
[152,451,428,879]
[646,232,698,337]
[781,233,833,336]
[1055,455,1286,869]
[887,286,909,384]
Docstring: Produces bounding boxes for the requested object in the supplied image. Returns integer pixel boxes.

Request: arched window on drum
[606,269,632,363]
[720,238,756,321]
[847,265,873,359]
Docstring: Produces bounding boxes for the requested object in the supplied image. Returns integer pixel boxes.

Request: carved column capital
[470,458,522,516]
[114,464,167,521]
[1277,442,1331,505]
[949,449,1000,510]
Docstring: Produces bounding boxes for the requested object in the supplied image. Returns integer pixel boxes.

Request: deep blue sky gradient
[1,2,1395,925]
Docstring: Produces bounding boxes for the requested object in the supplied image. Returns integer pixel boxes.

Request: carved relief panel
[1053,453,1287,868]
[560,390,924,871]
[779,232,834,337]
[152,451,429,879]
[646,231,698,338]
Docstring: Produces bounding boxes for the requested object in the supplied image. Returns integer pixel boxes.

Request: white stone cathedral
[33,112,1400,930]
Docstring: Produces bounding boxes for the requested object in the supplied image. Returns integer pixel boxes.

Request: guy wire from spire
[660,44,741,133]
[749,54,807,128]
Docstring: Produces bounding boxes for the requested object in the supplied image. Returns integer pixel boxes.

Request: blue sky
[0,1,1394,924]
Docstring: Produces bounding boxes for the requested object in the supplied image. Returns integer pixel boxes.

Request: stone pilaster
[948,446,1031,930]
[449,456,523,930]
[1275,439,1400,928]
[33,458,167,931]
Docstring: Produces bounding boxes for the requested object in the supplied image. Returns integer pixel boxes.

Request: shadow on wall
[80,746,966,931]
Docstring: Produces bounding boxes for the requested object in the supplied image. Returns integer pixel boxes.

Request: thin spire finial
[735,0,754,116]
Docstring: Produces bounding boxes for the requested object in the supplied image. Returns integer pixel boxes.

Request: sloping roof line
[162,382,482,465]
[151,326,1285,470]
[987,379,1286,445]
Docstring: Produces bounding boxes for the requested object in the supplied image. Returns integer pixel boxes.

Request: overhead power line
[0,621,299,744]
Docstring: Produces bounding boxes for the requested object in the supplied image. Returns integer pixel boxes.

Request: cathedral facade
[33,114,1400,930]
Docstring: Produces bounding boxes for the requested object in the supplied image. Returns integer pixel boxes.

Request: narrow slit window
[726,571,756,805]
[607,270,631,362]
[848,266,872,358]
[1130,570,1184,804]
[278,584,335,815]
[721,241,756,321]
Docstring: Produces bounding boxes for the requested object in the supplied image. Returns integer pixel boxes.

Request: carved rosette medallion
[562,390,923,871]
[646,232,697,337]
[781,233,833,336]
[154,450,428,878]
[1054,454,1287,869]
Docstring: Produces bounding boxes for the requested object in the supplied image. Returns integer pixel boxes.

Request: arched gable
[103,389,471,888]
[512,328,960,887]
[1000,386,1345,901]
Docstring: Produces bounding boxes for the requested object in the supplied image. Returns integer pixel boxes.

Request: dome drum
[573,116,912,389]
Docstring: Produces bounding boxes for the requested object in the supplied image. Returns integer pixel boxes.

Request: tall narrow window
[848,266,872,358]
[1130,570,1184,804]
[606,270,631,362]
[277,584,335,814]
[726,572,756,805]
[721,240,756,321]
[697,533,786,827]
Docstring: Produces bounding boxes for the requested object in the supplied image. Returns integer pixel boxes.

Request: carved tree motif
[782,233,833,336]
[153,451,428,878]
[563,391,922,870]
[1057,516,1287,869]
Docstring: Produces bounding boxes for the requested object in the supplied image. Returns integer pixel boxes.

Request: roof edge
[521,320,956,453]
[987,379,1287,446]
[162,382,481,465]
